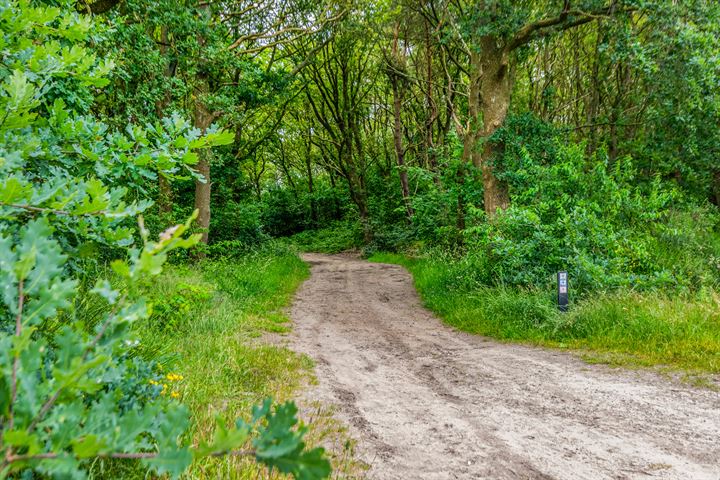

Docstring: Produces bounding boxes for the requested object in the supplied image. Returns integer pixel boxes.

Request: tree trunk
[303,127,317,225]
[456,163,467,231]
[391,80,413,218]
[388,27,413,219]
[306,156,317,225]
[155,25,173,215]
[157,175,172,215]
[193,80,213,245]
[328,170,341,220]
[193,155,211,244]
[423,17,439,173]
[463,40,511,218]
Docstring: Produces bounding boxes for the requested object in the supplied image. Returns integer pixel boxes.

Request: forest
[1,0,720,478]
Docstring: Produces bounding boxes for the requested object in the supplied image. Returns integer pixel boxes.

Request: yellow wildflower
[170,391,180,399]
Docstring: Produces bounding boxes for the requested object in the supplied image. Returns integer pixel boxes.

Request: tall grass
[129,244,312,478]
[370,252,720,374]
[87,243,359,479]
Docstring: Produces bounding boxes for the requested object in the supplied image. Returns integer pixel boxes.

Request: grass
[93,243,361,479]
[370,252,720,376]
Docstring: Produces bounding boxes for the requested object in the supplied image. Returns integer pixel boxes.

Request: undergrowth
[288,221,363,253]
[93,243,359,478]
[370,252,720,375]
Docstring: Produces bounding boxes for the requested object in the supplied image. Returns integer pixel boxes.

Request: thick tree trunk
[462,41,511,218]
[157,175,172,215]
[192,4,214,247]
[193,155,211,244]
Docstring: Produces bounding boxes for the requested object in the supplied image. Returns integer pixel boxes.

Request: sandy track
[289,253,720,480]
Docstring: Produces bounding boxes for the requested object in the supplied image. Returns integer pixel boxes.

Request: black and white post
[557,271,569,312]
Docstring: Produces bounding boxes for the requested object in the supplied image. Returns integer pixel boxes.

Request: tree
[301,18,380,240]
[427,0,637,217]
[383,20,414,217]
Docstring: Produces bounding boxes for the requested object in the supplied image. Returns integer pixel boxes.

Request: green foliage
[635,1,720,200]
[289,222,363,254]
[0,2,329,478]
[0,216,200,479]
[210,200,269,246]
[261,188,312,237]
[148,281,214,331]
[244,400,331,480]
[465,134,720,292]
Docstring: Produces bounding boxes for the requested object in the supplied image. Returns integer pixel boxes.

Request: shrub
[148,281,214,331]
[465,141,720,293]
[0,3,329,478]
[260,187,310,236]
[289,221,363,253]
[211,200,269,245]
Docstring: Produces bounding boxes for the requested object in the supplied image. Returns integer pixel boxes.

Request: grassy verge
[118,243,358,478]
[370,252,720,376]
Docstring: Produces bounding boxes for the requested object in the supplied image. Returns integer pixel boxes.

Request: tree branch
[506,1,634,52]
[5,448,256,464]
[0,203,111,217]
[8,280,25,433]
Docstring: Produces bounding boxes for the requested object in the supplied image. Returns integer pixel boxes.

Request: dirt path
[289,253,720,480]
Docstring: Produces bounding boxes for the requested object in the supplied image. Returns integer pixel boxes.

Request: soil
[289,253,720,480]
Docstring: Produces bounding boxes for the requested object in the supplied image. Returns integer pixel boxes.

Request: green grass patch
[134,244,312,478]
[90,243,363,478]
[370,252,720,375]
[91,243,359,479]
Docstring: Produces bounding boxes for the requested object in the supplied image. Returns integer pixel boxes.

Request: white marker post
[557,271,569,312]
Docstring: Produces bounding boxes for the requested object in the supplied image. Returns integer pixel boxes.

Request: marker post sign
[557,271,569,312]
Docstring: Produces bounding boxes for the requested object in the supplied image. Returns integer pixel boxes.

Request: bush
[288,221,363,253]
[464,142,720,293]
[260,187,310,236]
[210,200,269,245]
[148,281,214,331]
[371,253,720,372]
[0,3,329,478]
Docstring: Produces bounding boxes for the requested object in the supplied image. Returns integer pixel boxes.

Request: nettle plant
[0,1,329,479]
